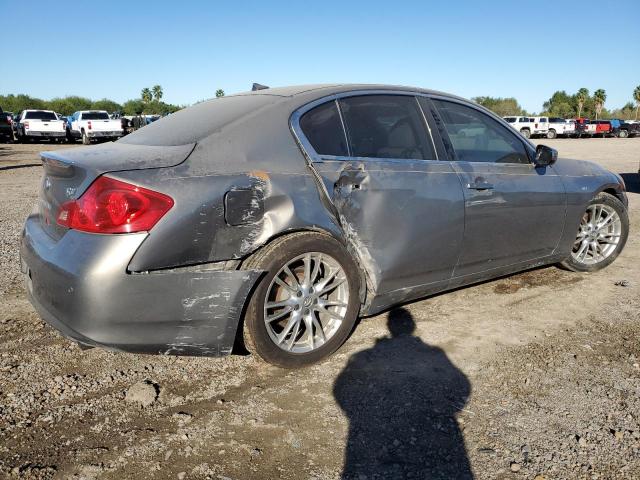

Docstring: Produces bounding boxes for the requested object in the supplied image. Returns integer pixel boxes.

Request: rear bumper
[25,131,65,137]
[88,131,122,138]
[20,214,261,356]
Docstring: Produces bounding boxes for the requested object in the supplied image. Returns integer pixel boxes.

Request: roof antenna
[252,83,269,91]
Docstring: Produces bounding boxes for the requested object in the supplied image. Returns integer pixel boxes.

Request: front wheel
[81,131,90,145]
[547,129,557,139]
[242,232,361,368]
[560,193,628,272]
[520,128,531,139]
[619,129,628,138]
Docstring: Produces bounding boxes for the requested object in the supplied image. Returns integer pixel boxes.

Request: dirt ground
[0,139,639,480]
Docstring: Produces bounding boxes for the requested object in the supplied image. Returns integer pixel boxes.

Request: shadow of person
[333,307,473,479]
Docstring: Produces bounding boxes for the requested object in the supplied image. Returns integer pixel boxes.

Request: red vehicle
[591,120,612,137]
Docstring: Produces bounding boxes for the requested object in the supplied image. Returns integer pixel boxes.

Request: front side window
[338,95,435,160]
[432,99,530,164]
[299,101,348,157]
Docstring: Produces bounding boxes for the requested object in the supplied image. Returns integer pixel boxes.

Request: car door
[422,97,566,281]
[292,93,465,307]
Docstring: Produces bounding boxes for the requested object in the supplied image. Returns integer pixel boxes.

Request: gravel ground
[0,139,639,479]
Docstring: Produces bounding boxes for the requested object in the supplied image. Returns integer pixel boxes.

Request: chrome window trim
[290,89,442,164]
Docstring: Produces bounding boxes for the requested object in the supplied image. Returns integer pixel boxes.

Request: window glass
[82,112,110,120]
[299,101,348,156]
[24,111,58,121]
[338,95,435,160]
[432,99,530,164]
[505,117,515,123]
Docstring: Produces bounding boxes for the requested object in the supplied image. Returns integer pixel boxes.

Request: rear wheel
[560,193,628,272]
[547,129,557,139]
[242,232,361,368]
[520,128,531,139]
[619,129,628,138]
[81,130,90,145]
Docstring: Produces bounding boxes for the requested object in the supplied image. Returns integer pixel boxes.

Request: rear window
[24,111,58,121]
[338,95,435,160]
[300,101,348,156]
[81,112,110,120]
[119,94,281,146]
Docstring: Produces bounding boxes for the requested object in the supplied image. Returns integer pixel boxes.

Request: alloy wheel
[571,203,622,265]
[264,252,349,353]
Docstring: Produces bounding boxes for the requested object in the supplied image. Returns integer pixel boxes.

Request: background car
[0,107,13,142]
[21,85,629,368]
[13,109,66,143]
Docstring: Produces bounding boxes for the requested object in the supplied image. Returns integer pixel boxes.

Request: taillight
[24,121,29,129]
[88,121,92,130]
[56,176,174,234]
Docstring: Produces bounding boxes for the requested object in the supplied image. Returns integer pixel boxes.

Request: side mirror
[535,144,558,167]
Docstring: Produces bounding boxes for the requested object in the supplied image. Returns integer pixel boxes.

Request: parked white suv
[67,110,123,144]
[13,110,66,143]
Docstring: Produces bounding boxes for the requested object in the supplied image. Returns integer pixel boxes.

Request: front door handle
[467,178,494,190]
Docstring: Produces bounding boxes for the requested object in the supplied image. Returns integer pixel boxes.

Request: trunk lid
[37,142,195,240]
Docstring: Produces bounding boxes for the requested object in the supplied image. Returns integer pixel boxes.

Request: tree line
[0,84,225,117]
[473,85,640,120]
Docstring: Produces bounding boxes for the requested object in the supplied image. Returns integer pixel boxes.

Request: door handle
[467,179,494,190]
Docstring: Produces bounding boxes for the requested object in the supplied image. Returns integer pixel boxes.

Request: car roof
[234,83,468,102]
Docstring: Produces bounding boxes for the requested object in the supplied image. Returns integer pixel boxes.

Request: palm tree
[215,89,225,98]
[634,85,640,120]
[575,88,589,118]
[593,89,606,120]
[141,88,152,103]
[152,85,163,102]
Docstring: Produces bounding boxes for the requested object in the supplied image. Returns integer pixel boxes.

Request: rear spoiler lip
[39,142,197,177]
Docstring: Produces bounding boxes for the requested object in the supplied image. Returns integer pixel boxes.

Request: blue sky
[2,0,638,113]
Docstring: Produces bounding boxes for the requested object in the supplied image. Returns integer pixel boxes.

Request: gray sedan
[20,85,629,367]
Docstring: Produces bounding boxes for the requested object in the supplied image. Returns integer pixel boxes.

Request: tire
[560,192,629,273]
[547,129,557,139]
[242,232,361,368]
[520,128,531,139]
[619,129,628,138]
[81,130,90,145]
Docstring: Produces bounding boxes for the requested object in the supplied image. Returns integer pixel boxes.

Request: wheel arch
[239,227,369,308]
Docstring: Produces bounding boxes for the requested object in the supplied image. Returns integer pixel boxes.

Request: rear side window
[24,111,57,121]
[338,95,435,160]
[299,101,348,156]
[432,99,529,164]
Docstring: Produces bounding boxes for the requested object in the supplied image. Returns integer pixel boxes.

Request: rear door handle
[467,179,494,190]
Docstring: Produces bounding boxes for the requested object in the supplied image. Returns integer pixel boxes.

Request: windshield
[82,112,110,120]
[24,111,58,121]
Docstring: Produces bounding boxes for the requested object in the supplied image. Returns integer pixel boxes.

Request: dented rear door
[295,94,465,300]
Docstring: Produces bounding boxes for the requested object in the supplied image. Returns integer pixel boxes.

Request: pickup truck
[503,116,536,138]
[13,110,66,143]
[531,117,549,137]
[0,107,12,142]
[609,119,640,138]
[574,118,597,137]
[67,110,123,144]
[590,120,612,137]
[541,117,577,138]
